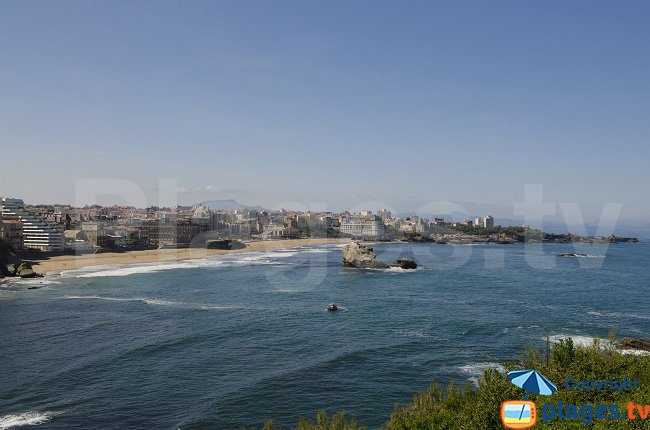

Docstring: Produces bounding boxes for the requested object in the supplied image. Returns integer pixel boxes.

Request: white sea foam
[75,261,201,277]
[393,329,431,338]
[385,266,420,273]
[621,349,650,356]
[57,245,333,278]
[63,295,240,310]
[61,249,304,278]
[549,334,650,355]
[548,334,605,348]
[458,362,506,375]
[235,252,297,260]
[365,266,420,273]
[548,334,622,350]
[0,411,54,429]
[458,362,506,386]
[196,304,240,310]
[587,310,650,321]
[1,276,62,287]
[587,311,604,317]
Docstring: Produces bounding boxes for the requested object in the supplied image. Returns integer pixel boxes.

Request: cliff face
[342,242,389,269]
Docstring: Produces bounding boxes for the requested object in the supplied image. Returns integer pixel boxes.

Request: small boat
[326,304,338,311]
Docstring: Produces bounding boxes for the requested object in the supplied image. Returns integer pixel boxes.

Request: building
[433,217,446,226]
[139,219,202,246]
[377,209,392,221]
[1,198,64,251]
[473,215,495,228]
[78,221,107,245]
[192,204,211,219]
[339,215,385,238]
[260,224,297,240]
[0,219,23,250]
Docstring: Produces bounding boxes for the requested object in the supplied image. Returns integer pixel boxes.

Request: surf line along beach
[28,238,352,275]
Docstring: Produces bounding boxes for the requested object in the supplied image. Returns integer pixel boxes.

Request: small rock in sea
[391,258,417,270]
[619,337,650,352]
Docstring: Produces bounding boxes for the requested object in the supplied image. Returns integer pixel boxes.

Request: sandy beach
[30,238,352,274]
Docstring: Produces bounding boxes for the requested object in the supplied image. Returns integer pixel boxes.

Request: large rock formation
[342,242,418,270]
[342,242,389,269]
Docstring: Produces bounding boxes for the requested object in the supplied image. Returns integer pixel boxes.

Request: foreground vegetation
[260,336,650,429]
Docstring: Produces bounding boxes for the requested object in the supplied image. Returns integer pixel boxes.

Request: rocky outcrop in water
[15,262,38,278]
[0,240,42,279]
[342,242,389,269]
[342,242,417,270]
[392,258,417,270]
[619,337,650,352]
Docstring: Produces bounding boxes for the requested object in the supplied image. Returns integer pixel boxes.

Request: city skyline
[1,1,649,221]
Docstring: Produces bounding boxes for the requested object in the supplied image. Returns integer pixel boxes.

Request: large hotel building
[339,214,385,239]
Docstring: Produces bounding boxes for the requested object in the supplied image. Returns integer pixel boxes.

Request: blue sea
[1,242,649,429]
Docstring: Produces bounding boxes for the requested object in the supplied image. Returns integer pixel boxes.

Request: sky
[1,1,649,223]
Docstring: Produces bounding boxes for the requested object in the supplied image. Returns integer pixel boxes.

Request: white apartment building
[1,198,64,252]
[339,215,385,238]
[474,215,495,228]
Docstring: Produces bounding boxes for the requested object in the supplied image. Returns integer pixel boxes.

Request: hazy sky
[1,1,649,221]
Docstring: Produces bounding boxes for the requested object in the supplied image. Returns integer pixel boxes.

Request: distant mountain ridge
[198,199,265,211]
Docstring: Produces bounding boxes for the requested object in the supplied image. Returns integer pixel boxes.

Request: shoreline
[18,238,643,276]
[29,238,352,275]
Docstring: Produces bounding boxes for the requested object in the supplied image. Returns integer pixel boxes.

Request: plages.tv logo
[501,370,557,429]
[501,400,536,429]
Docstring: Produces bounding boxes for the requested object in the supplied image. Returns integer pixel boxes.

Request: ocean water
[1,242,649,429]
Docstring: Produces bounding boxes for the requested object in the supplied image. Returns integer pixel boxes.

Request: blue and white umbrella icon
[508,370,557,395]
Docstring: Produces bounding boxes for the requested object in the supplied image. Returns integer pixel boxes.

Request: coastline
[29,238,352,274]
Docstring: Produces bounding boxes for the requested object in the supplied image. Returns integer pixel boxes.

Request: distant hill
[198,199,265,211]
